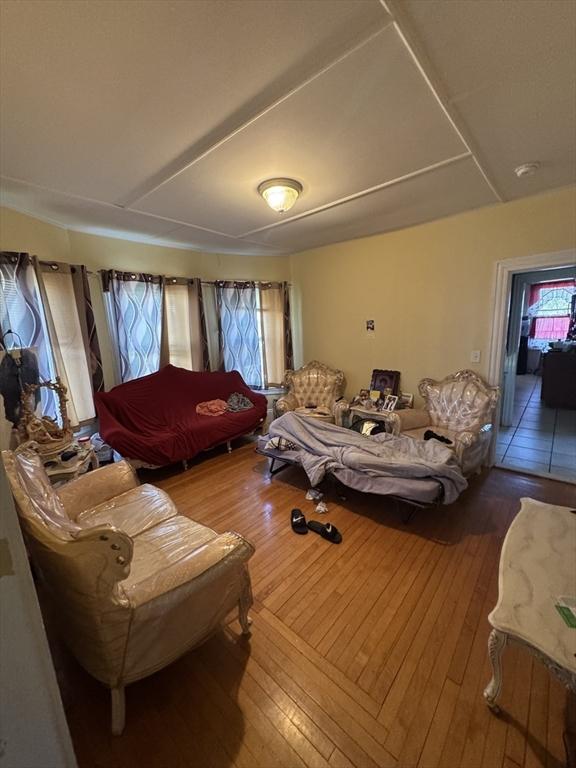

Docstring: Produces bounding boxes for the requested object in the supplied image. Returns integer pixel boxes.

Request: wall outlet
[470,350,481,363]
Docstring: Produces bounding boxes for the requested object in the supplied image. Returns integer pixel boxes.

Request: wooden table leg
[484,628,507,712]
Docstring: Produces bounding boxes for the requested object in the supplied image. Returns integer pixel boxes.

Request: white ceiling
[1,0,574,256]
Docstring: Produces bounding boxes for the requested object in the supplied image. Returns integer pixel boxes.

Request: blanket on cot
[268,412,467,504]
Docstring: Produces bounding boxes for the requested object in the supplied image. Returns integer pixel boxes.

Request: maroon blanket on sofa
[95,365,267,465]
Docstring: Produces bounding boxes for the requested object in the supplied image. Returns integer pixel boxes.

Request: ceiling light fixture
[258,178,303,213]
[514,162,540,178]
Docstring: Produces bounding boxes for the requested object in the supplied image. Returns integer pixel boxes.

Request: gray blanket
[269,412,467,504]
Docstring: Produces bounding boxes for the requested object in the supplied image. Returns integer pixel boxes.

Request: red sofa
[94,365,267,466]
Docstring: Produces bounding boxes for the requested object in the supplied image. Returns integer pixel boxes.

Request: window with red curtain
[528,279,575,340]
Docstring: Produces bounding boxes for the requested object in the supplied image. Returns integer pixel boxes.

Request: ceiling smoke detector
[514,162,540,178]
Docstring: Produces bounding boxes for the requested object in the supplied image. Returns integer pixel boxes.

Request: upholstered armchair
[2,448,255,735]
[386,370,499,475]
[274,360,349,426]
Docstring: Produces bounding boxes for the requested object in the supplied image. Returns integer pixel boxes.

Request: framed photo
[370,369,400,396]
[358,388,370,400]
[399,392,414,408]
[383,394,399,411]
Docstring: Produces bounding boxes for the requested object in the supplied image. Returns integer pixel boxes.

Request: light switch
[470,350,481,363]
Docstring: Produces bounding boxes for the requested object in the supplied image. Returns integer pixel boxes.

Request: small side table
[44,445,99,485]
[348,405,396,431]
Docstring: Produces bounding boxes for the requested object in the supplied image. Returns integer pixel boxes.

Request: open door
[500,275,525,427]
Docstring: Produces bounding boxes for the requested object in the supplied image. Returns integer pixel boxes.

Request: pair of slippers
[291,509,342,543]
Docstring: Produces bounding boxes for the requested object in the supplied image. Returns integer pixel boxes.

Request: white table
[484,497,576,711]
[348,405,397,431]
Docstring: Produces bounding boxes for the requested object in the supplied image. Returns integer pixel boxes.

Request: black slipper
[423,429,453,445]
[291,509,308,535]
[307,520,342,544]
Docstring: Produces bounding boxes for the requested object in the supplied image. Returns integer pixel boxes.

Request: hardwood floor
[47,440,575,768]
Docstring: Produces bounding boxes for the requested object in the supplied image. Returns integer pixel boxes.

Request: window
[102,271,163,383]
[164,279,206,371]
[528,279,575,342]
[214,282,289,389]
[41,268,95,421]
[0,254,96,424]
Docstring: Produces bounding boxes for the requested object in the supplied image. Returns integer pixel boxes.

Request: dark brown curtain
[71,265,104,393]
[283,281,294,371]
[196,278,210,371]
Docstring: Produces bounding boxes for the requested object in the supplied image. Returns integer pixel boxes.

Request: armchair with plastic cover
[385,370,499,475]
[274,360,349,426]
[1,448,255,735]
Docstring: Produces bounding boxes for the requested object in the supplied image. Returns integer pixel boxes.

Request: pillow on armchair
[274,360,349,426]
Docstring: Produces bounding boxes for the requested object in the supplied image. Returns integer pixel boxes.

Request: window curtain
[260,282,292,386]
[213,280,293,389]
[568,294,576,341]
[215,281,263,388]
[101,270,163,383]
[71,264,104,393]
[162,277,209,371]
[0,251,59,420]
[38,262,96,423]
[528,278,575,340]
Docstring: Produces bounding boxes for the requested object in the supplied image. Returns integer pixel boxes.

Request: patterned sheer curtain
[0,252,59,420]
[216,281,263,388]
[213,281,293,389]
[101,271,164,383]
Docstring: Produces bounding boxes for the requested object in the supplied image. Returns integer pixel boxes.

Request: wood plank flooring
[45,440,576,768]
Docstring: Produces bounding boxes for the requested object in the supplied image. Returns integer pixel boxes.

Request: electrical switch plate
[470,350,481,363]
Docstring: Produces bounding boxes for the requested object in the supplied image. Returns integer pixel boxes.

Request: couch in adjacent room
[95,364,267,466]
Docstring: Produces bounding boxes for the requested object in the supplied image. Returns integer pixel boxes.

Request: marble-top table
[484,496,576,710]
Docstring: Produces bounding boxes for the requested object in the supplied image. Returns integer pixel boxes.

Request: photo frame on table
[399,392,414,408]
[383,394,399,411]
[370,369,400,396]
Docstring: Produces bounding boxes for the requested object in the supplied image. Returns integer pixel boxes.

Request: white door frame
[486,248,576,463]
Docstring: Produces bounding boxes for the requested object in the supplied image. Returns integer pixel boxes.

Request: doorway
[487,250,576,482]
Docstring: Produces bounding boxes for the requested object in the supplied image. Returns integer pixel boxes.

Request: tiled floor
[496,374,576,482]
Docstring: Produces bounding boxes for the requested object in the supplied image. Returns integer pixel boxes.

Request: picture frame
[369,369,400,396]
[399,392,414,408]
[382,394,399,411]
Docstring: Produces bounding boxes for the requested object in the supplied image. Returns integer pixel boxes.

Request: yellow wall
[0,207,290,280]
[0,207,290,387]
[3,188,576,400]
[290,186,576,399]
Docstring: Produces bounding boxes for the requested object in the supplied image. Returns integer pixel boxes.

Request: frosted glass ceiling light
[258,178,302,213]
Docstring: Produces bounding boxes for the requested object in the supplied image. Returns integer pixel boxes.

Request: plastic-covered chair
[274,360,349,426]
[1,448,254,735]
[386,370,499,475]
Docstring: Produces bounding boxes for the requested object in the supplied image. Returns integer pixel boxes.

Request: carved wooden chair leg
[484,628,507,712]
[111,685,126,735]
[238,575,253,635]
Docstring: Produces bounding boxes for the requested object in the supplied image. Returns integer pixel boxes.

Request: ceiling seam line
[0,174,247,241]
[119,21,394,209]
[239,152,471,237]
[0,202,284,254]
[385,4,504,202]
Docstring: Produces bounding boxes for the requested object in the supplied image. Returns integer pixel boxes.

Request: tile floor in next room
[496,374,576,482]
